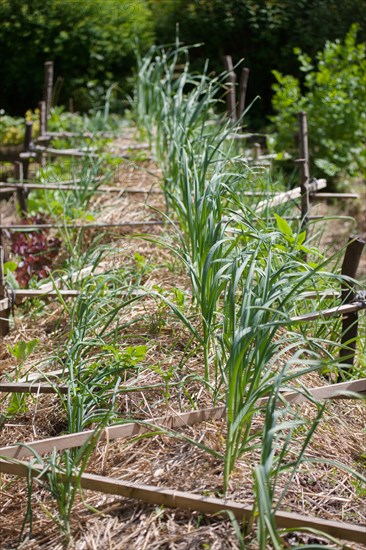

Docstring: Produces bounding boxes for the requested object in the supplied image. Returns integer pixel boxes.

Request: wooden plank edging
[0,380,364,459]
[255,179,326,213]
[290,301,366,323]
[0,460,365,544]
[0,221,165,231]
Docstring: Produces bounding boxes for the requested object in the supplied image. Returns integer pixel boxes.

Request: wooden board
[291,301,366,322]
[255,179,327,213]
[0,459,364,544]
[0,379,364,459]
[0,221,165,231]
[0,382,68,394]
[0,264,105,312]
[0,183,124,193]
[0,184,163,195]
[311,193,359,200]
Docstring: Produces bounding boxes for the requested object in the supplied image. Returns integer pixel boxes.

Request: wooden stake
[14,162,27,216]
[223,56,237,123]
[253,142,261,160]
[298,112,310,232]
[0,209,3,252]
[0,382,68,394]
[237,67,250,121]
[38,101,47,167]
[340,236,365,367]
[38,101,46,137]
[0,460,365,544]
[22,121,33,181]
[0,246,10,337]
[43,61,54,121]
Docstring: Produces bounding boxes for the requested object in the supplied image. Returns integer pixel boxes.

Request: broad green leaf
[274,214,293,237]
[3,261,17,273]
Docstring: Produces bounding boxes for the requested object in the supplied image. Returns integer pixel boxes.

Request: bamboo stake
[340,236,365,367]
[0,460,365,543]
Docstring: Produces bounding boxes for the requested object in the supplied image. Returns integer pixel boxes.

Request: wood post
[237,67,250,121]
[253,142,261,160]
[298,112,310,231]
[340,236,365,367]
[39,100,46,137]
[0,206,3,253]
[0,246,10,337]
[38,101,47,166]
[43,61,54,121]
[223,56,237,123]
[14,162,27,216]
[22,121,33,181]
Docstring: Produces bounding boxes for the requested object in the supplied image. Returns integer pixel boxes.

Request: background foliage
[0,0,365,180]
[270,25,366,178]
[148,0,366,127]
[0,0,154,113]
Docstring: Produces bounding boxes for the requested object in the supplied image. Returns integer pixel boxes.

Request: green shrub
[270,25,366,178]
[0,109,40,145]
[148,0,366,128]
[0,0,154,114]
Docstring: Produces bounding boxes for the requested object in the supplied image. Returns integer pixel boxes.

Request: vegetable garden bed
[0,50,365,550]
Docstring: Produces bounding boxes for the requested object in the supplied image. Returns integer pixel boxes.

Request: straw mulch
[0,135,365,550]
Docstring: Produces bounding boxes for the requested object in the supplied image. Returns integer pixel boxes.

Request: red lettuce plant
[10,215,61,287]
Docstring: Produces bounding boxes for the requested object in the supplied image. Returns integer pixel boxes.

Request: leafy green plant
[4,340,39,418]
[252,369,366,549]
[270,25,366,178]
[0,112,24,145]
[15,412,113,544]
